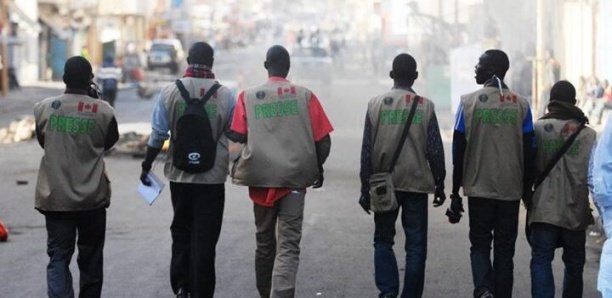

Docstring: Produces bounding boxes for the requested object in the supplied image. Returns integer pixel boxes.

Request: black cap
[63,56,93,89]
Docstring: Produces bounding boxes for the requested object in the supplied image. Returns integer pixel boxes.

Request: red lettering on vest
[405,95,423,104]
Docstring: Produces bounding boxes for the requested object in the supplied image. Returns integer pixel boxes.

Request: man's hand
[312,172,324,189]
[359,194,371,214]
[140,161,152,186]
[445,193,464,224]
[433,187,446,207]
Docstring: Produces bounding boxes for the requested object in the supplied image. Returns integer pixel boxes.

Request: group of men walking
[31,40,611,298]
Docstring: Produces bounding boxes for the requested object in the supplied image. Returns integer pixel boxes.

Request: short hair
[63,56,92,89]
[266,45,290,69]
[550,80,576,104]
[484,49,509,76]
[188,42,214,66]
[392,53,417,80]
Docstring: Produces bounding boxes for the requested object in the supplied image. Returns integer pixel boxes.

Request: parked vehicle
[147,39,184,74]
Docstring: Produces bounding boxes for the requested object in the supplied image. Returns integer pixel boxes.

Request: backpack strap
[175,80,192,103]
[387,95,420,173]
[201,83,222,105]
[175,80,222,104]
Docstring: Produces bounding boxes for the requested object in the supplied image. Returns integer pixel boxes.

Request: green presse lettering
[49,115,57,131]
[254,100,299,119]
[58,116,66,131]
[87,119,96,133]
[66,117,75,133]
[475,108,518,125]
[205,104,217,119]
[413,110,423,124]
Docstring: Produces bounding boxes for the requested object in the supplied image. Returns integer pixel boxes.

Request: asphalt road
[0,45,602,297]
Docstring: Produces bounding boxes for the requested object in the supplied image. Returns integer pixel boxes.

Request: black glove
[359,194,371,214]
[312,171,324,189]
[445,193,464,224]
[433,186,446,207]
[140,146,161,186]
[140,161,152,186]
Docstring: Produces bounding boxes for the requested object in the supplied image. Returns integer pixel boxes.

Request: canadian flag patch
[78,101,98,113]
[277,86,296,97]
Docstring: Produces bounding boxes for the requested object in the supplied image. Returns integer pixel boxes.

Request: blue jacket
[589,115,612,209]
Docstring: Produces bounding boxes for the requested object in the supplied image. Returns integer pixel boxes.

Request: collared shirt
[230,76,333,206]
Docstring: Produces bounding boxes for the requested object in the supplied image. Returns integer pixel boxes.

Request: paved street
[0,46,602,297]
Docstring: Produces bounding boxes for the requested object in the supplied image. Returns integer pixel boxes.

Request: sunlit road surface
[0,45,600,297]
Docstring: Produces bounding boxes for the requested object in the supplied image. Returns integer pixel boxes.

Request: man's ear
[413,71,419,81]
[264,60,269,70]
[389,70,394,80]
[186,56,191,65]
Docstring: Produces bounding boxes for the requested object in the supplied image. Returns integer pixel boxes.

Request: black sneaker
[478,290,494,298]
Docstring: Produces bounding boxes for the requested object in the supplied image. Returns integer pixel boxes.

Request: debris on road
[0,116,35,144]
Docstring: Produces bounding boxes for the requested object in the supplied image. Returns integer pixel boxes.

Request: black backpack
[172,79,221,173]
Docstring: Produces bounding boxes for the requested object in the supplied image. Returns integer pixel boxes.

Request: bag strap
[175,80,221,105]
[387,95,420,173]
[532,121,586,190]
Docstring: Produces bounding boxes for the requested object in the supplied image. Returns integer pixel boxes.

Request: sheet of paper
[137,172,165,205]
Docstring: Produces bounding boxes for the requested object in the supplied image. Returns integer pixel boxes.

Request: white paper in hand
[138,172,165,205]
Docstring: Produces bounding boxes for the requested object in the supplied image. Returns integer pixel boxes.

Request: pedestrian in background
[527,80,596,298]
[358,53,446,298]
[450,49,536,298]
[139,41,235,298]
[33,56,119,298]
[227,45,333,298]
[590,114,612,297]
[96,55,122,107]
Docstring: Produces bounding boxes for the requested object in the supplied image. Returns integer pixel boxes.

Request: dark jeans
[374,192,428,298]
[529,223,585,298]
[468,197,519,298]
[169,182,225,298]
[44,208,106,298]
[102,89,117,107]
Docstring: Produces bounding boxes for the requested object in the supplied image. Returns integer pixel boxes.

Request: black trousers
[468,197,520,298]
[169,182,225,298]
[44,208,106,298]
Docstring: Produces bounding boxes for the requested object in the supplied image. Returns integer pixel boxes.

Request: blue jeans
[529,223,585,298]
[373,192,427,298]
[468,197,519,298]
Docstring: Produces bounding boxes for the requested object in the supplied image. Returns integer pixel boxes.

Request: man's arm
[426,111,446,206]
[359,113,373,213]
[104,117,119,151]
[140,93,169,184]
[451,103,466,196]
[226,91,248,143]
[522,107,537,206]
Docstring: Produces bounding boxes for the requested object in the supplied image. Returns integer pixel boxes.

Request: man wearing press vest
[449,49,536,298]
[527,80,596,298]
[358,53,446,298]
[227,45,333,298]
[139,42,235,298]
[34,56,119,298]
